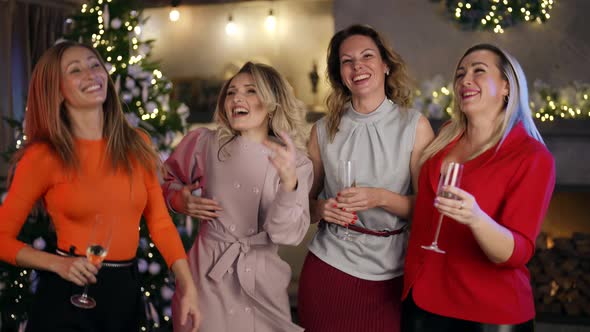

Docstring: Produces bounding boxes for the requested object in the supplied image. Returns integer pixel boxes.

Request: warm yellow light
[169,8,180,22]
[465,3,471,9]
[265,10,276,31]
[226,15,238,36]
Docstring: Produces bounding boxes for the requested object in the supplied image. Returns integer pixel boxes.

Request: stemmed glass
[70,214,113,309]
[421,162,464,254]
[338,160,356,241]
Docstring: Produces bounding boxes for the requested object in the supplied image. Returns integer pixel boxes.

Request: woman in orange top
[0,41,199,332]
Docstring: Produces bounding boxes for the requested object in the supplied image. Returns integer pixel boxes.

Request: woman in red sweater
[0,42,199,331]
[402,44,555,331]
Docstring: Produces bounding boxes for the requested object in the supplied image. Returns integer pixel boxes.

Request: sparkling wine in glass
[421,162,464,254]
[70,214,113,309]
[338,160,356,241]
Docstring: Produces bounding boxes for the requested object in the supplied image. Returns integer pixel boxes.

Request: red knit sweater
[403,123,555,324]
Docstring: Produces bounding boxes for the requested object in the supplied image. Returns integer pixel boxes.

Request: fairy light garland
[447,0,556,33]
[414,80,590,122]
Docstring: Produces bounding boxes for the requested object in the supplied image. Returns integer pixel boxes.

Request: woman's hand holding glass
[54,256,99,287]
[434,186,484,228]
[319,198,356,227]
[71,214,113,309]
[336,187,380,212]
[172,181,223,221]
[422,162,463,254]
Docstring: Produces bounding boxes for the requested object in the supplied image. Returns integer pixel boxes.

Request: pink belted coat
[163,128,312,332]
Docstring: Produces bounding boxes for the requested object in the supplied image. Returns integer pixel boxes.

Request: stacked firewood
[529,232,590,318]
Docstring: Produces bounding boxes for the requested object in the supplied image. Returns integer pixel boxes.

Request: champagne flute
[421,162,464,254]
[338,160,356,241]
[70,214,113,309]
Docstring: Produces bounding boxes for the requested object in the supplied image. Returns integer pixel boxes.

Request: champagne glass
[70,214,113,309]
[337,160,356,241]
[421,162,464,254]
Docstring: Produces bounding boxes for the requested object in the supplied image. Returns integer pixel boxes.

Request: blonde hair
[214,62,308,158]
[9,41,158,184]
[325,24,414,142]
[419,44,544,165]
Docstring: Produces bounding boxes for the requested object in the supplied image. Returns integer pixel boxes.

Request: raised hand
[263,131,298,192]
[171,181,223,221]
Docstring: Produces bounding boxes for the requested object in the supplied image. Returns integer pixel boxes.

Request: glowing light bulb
[169,8,180,22]
[226,15,238,36]
[265,9,276,31]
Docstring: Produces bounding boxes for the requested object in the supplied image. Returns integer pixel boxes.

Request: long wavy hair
[419,44,544,164]
[9,41,158,184]
[325,24,414,141]
[214,62,308,158]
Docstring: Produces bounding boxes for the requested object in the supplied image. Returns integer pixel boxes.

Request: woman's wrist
[280,175,298,192]
[373,188,387,208]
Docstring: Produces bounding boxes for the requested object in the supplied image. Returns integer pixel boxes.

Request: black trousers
[25,262,145,332]
[402,292,535,332]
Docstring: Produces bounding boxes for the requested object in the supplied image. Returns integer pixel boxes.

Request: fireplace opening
[530,191,590,324]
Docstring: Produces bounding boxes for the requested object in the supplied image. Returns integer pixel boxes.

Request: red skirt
[297,252,402,332]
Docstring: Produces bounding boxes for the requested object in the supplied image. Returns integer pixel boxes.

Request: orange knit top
[0,136,186,267]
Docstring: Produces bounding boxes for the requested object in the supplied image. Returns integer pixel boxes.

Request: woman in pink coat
[163,62,312,332]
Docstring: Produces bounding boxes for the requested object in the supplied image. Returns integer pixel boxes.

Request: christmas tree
[0,0,195,331]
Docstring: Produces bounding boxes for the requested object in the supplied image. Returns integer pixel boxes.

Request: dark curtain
[0,0,76,182]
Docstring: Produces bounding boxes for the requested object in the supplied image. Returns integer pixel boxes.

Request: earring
[385,68,390,76]
[503,95,509,103]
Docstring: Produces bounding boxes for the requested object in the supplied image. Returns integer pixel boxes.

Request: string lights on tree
[0,0,195,330]
[446,0,556,33]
